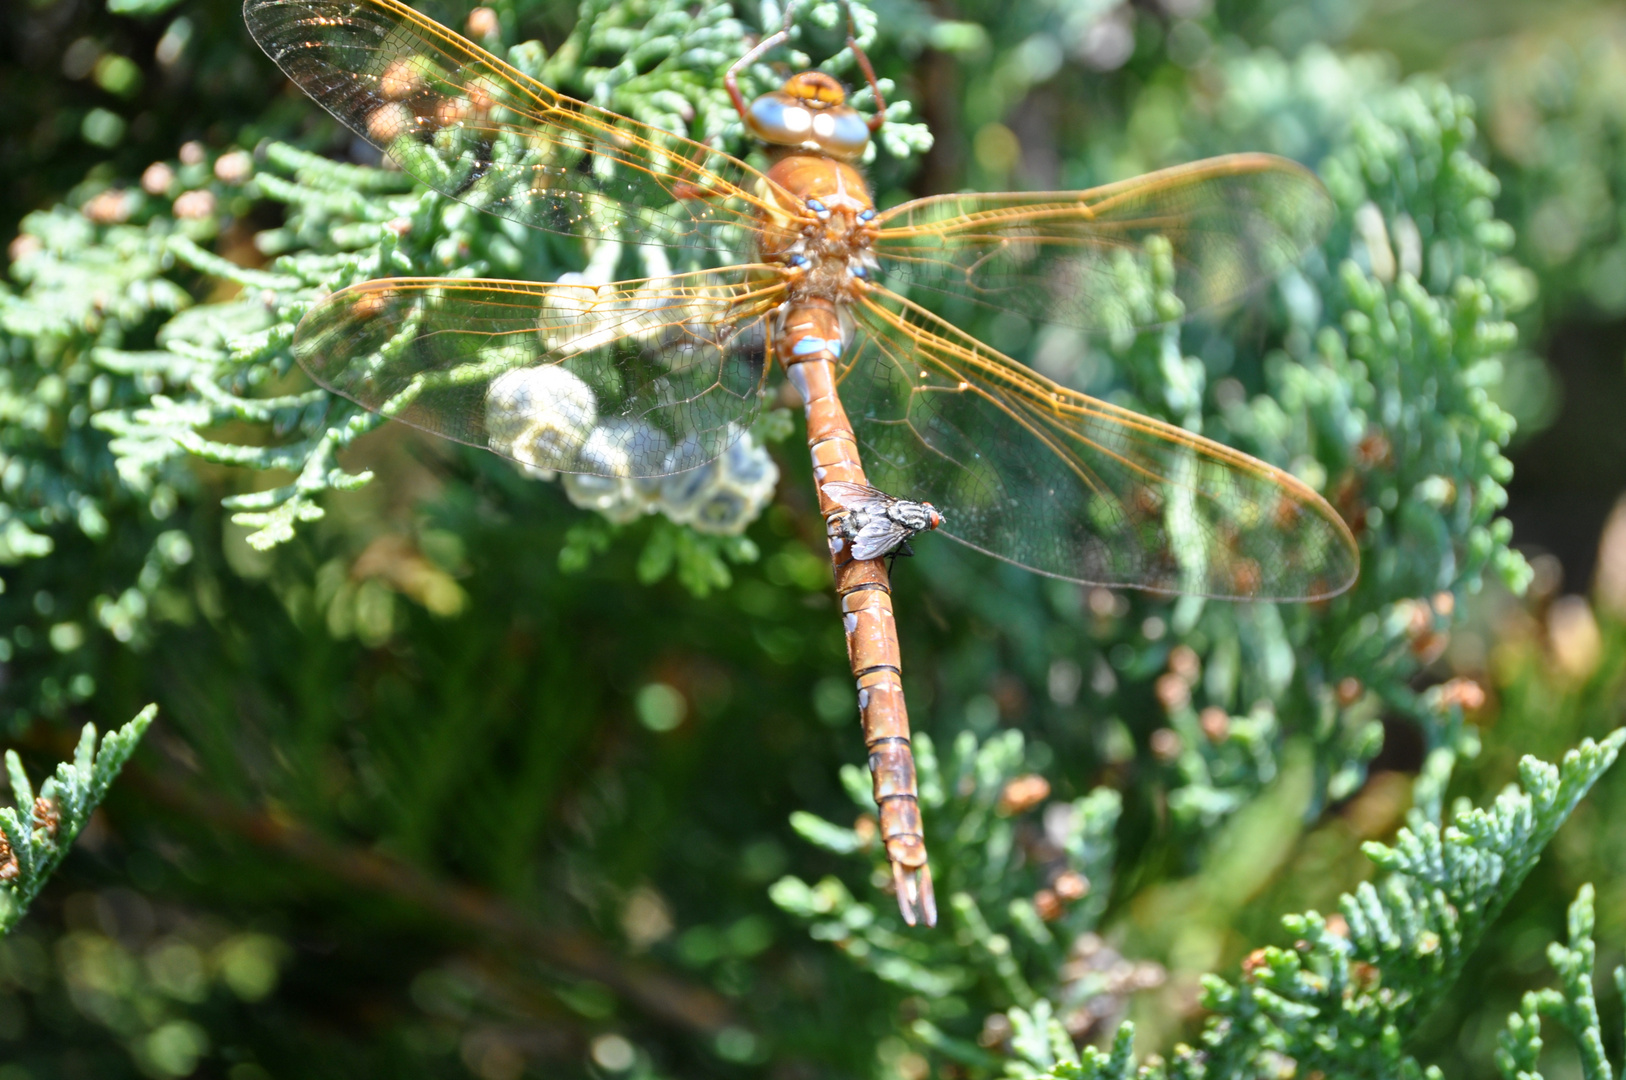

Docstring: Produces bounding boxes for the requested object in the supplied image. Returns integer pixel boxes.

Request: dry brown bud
[214,149,253,184]
[853,814,878,846]
[977,1013,1012,1049]
[1596,497,1626,618]
[1229,557,1264,597]
[1431,590,1455,617]
[1324,913,1349,937]
[179,140,206,165]
[366,102,414,143]
[1198,706,1230,742]
[1336,676,1363,707]
[141,161,175,195]
[1168,644,1200,683]
[1411,630,1449,665]
[434,95,478,127]
[1356,430,1393,468]
[173,190,216,220]
[378,58,424,101]
[8,234,42,263]
[32,797,58,836]
[1402,599,1431,639]
[1436,677,1486,712]
[1052,870,1089,901]
[1154,672,1190,712]
[1549,595,1603,679]
[83,188,134,224]
[465,5,500,38]
[1150,727,1182,761]
[1240,947,1270,979]
[1033,888,1064,921]
[997,774,1050,816]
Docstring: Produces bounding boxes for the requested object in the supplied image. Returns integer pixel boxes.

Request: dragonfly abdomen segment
[776,304,937,927]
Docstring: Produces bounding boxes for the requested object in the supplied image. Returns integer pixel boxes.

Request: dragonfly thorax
[760,155,880,304]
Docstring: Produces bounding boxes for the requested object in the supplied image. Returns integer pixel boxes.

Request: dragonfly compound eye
[745,90,871,161]
[485,366,597,473]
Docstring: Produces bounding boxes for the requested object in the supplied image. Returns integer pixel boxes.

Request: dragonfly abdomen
[775,302,937,927]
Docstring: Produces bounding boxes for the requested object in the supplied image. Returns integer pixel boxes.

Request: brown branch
[123,760,736,1036]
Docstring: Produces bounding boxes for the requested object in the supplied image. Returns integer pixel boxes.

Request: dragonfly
[244,0,1360,927]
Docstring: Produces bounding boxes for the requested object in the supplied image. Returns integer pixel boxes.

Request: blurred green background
[2,0,1626,1077]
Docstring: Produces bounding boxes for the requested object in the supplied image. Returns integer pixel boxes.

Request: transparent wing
[850,520,911,561]
[295,270,782,476]
[821,481,893,513]
[872,154,1333,333]
[841,287,1358,599]
[244,0,804,256]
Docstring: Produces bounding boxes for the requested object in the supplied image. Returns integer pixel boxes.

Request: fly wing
[293,268,782,476]
[871,154,1332,333]
[849,519,912,561]
[839,286,1359,600]
[244,0,804,258]
[820,481,894,513]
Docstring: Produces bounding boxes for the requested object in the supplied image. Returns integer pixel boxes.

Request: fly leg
[883,540,914,577]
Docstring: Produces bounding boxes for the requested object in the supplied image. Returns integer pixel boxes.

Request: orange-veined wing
[295,269,783,476]
[872,154,1333,334]
[841,285,1358,599]
[245,0,804,257]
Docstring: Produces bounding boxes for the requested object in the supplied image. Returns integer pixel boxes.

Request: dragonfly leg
[837,0,889,133]
[724,3,798,120]
[670,141,731,202]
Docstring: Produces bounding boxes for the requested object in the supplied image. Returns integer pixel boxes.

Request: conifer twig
[0,705,156,935]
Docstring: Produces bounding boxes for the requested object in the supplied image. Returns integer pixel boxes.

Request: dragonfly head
[745,72,871,161]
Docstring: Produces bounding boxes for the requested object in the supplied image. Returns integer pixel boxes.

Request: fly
[822,481,943,565]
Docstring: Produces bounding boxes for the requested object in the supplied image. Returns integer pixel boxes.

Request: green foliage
[874,38,1534,932]
[1174,731,1624,1080]
[2,0,1625,1077]
[778,706,1624,1078]
[772,730,1124,1014]
[1454,13,1626,325]
[0,705,154,934]
[1494,884,1617,1080]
